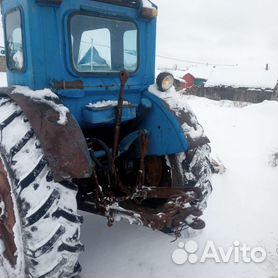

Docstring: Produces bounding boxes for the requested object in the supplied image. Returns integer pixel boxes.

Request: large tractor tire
[169,144,213,211]
[144,146,212,235]
[0,96,83,278]
[150,145,213,235]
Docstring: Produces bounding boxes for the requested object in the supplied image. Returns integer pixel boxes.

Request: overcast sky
[0,0,277,73]
[153,0,278,72]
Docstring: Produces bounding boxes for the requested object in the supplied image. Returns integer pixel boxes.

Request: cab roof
[35,0,142,8]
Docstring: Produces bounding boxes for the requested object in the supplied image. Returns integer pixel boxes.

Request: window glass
[78,28,111,72]
[70,14,138,73]
[124,30,138,72]
[5,9,24,71]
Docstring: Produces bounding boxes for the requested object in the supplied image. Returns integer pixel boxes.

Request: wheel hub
[0,156,17,267]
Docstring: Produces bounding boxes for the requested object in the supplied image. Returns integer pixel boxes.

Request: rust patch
[0,157,17,267]
[145,157,163,187]
[53,80,84,90]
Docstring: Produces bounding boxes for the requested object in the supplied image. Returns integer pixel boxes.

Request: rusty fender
[0,87,93,181]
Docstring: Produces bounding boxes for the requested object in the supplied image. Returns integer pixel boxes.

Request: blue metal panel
[82,104,137,125]
[58,88,142,127]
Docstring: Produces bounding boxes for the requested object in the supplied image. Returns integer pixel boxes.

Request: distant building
[182,73,194,88]
[170,65,278,103]
[170,66,214,91]
[197,66,278,103]
[182,73,207,89]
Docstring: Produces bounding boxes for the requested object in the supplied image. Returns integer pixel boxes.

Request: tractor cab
[2,0,157,90]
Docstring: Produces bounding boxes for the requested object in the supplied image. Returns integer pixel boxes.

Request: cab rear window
[70,14,138,74]
[4,8,24,71]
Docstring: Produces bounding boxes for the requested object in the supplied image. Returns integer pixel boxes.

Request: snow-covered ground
[0,73,277,277]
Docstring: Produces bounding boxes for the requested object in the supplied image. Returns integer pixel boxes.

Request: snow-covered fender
[146,86,210,150]
[0,87,93,181]
[166,101,210,149]
[140,91,190,156]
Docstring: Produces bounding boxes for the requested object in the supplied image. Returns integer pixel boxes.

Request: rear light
[141,7,158,19]
[141,0,157,19]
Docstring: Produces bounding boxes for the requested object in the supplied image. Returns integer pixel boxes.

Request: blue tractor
[0,0,213,277]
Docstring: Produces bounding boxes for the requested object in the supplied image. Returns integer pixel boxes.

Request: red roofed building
[183,73,195,89]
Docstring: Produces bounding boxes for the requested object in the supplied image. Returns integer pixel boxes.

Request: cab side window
[4,8,24,71]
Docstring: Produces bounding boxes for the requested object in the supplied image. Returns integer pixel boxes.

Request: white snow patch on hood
[86,100,130,109]
[12,86,69,125]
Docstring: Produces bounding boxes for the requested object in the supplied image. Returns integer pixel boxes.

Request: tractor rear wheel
[169,144,213,211]
[0,96,83,278]
[144,144,213,234]
[162,144,213,234]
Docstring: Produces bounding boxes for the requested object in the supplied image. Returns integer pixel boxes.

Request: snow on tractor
[0,0,213,277]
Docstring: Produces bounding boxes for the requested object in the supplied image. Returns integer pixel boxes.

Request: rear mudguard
[0,87,93,181]
[141,89,209,156]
